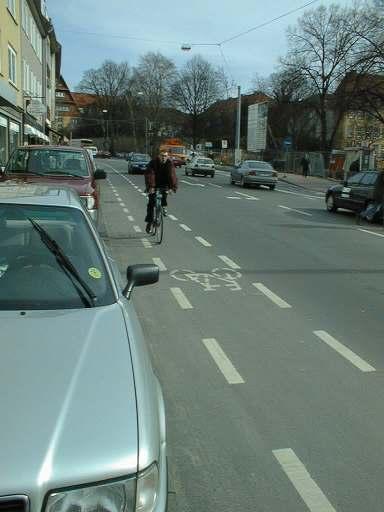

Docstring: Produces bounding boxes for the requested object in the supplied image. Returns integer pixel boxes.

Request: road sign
[27,99,46,116]
[205,141,213,148]
[221,139,228,149]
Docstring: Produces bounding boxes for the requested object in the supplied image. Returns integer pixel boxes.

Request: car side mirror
[94,169,106,179]
[123,264,159,299]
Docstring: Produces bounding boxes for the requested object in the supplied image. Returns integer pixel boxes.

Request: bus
[159,138,187,166]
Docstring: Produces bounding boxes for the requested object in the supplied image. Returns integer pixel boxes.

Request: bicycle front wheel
[154,207,164,244]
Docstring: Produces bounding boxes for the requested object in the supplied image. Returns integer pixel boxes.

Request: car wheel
[230,176,235,185]
[185,170,188,176]
[326,194,338,212]
[269,185,276,190]
[211,173,215,178]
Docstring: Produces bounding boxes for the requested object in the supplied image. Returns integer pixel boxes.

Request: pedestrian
[349,159,359,176]
[144,150,178,233]
[300,155,310,178]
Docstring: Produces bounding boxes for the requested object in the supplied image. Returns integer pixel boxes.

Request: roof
[72,93,98,108]
[0,183,83,209]
[16,145,85,152]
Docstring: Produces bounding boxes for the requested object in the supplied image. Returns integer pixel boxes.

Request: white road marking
[120,202,126,207]
[234,191,259,200]
[195,236,212,247]
[180,224,192,231]
[278,205,312,216]
[358,228,384,239]
[226,196,242,200]
[313,330,375,372]
[142,193,147,197]
[170,287,193,309]
[142,238,152,248]
[277,189,319,200]
[128,216,134,221]
[123,208,129,213]
[202,338,244,384]
[253,283,292,309]
[218,255,241,269]
[168,214,178,221]
[273,449,337,512]
[152,257,167,271]
[180,179,205,187]
[208,183,222,188]
[133,225,142,233]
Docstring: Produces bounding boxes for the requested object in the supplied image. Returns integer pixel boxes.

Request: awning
[24,124,50,142]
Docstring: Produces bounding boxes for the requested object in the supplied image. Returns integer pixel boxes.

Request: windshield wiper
[27,217,97,308]
[7,170,47,176]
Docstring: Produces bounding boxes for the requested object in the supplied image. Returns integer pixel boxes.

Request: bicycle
[150,188,165,244]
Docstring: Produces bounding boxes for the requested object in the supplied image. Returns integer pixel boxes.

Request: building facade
[0,0,61,165]
[54,75,80,137]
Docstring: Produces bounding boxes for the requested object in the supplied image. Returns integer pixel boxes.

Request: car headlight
[136,463,159,512]
[45,478,136,512]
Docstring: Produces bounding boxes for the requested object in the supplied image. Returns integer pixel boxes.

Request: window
[7,0,16,17]
[8,46,17,86]
[360,173,378,186]
[22,0,27,30]
[347,172,364,185]
[0,29,2,75]
[57,105,70,112]
[0,116,7,167]
[9,122,20,155]
[23,60,27,92]
[56,92,65,98]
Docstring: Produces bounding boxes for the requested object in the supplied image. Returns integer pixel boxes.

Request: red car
[171,156,185,167]
[0,145,106,224]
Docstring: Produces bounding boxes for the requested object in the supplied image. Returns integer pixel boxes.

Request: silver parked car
[0,184,167,512]
[185,156,215,177]
[230,160,278,189]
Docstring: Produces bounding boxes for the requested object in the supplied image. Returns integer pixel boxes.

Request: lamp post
[102,109,109,150]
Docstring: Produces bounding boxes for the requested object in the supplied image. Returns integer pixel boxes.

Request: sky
[48,0,355,95]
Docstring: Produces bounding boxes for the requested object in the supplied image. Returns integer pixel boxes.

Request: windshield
[133,154,150,162]
[6,149,90,177]
[0,204,115,310]
[246,161,272,169]
[198,158,213,164]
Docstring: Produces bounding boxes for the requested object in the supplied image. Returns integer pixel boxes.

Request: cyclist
[144,150,178,233]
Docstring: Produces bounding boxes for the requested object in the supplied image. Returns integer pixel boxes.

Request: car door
[350,172,377,210]
[339,172,364,210]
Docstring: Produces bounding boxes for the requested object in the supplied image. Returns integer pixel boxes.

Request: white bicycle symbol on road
[170,267,242,292]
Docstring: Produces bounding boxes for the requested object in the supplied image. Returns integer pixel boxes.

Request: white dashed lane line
[276,189,319,200]
[123,208,129,213]
[278,205,312,217]
[218,255,241,269]
[133,225,142,233]
[195,236,212,247]
[358,228,384,239]
[170,287,193,310]
[180,224,192,232]
[152,257,167,271]
[168,214,178,221]
[226,196,242,200]
[128,216,134,222]
[273,449,337,512]
[234,191,259,200]
[252,283,292,309]
[208,183,223,188]
[202,338,244,385]
[313,330,375,372]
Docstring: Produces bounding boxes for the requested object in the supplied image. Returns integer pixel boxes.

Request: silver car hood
[0,304,138,496]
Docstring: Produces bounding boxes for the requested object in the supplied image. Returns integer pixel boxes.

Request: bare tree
[283,4,361,152]
[132,52,176,153]
[171,55,225,147]
[77,60,131,153]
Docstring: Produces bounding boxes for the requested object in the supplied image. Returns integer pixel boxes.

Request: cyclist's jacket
[145,157,178,192]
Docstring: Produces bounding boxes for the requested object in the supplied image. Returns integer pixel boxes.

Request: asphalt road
[99,158,384,512]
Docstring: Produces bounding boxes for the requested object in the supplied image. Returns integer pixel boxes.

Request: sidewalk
[278,172,339,193]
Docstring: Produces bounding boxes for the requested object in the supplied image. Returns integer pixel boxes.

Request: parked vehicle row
[0,146,167,511]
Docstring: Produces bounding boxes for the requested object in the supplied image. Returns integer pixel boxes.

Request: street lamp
[102,109,109,149]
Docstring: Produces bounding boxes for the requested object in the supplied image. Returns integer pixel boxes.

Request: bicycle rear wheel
[154,206,164,244]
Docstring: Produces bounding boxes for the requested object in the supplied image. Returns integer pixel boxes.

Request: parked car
[230,160,278,190]
[95,150,111,159]
[0,145,106,224]
[128,153,151,174]
[326,170,382,218]
[185,156,215,177]
[0,183,167,512]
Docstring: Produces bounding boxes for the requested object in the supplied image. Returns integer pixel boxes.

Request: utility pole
[235,85,241,165]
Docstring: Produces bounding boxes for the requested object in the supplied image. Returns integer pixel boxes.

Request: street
[100,159,384,512]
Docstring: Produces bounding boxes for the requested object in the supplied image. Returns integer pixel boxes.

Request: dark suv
[326,171,382,216]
